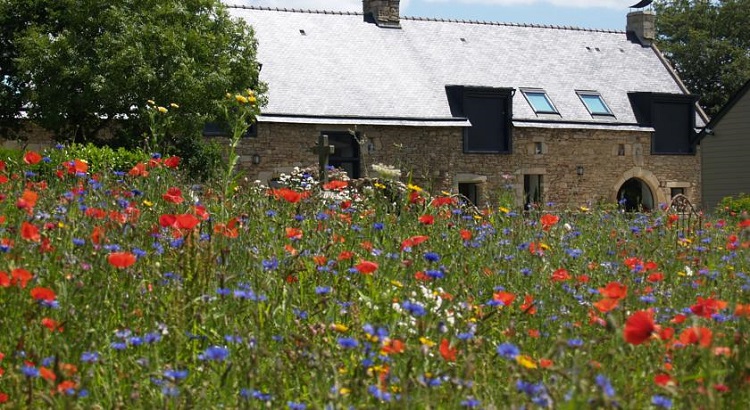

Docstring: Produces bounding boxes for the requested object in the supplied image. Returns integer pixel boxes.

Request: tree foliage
[654,0,750,117]
[0,0,265,143]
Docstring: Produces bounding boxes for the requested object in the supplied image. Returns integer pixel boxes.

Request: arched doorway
[617,178,654,212]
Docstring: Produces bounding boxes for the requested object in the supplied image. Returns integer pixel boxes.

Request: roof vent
[627,10,656,46]
[363,0,400,28]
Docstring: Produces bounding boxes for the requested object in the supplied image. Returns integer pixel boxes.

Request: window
[534,142,543,155]
[628,92,697,155]
[617,144,625,156]
[524,175,543,209]
[458,183,479,206]
[522,90,558,114]
[577,91,613,116]
[671,187,685,198]
[323,132,361,179]
[445,86,513,153]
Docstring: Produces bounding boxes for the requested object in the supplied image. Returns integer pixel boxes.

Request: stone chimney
[363,0,400,28]
[627,10,656,46]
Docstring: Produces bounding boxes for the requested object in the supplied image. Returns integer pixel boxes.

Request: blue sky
[231,1,652,31]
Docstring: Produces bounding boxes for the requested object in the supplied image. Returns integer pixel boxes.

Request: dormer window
[522,89,558,114]
[577,91,613,116]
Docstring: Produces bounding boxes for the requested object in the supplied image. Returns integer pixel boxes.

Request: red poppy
[174,214,200,230]
[41,317,64,332]
[418,215,435,225]
[40,367,56,381]
[678,326,712,348]
[734,304,750,317]
[0,271,9,287]
[312,255,327,266]
[30,287,56,302]
[690,296,727,318]
[108,252,137,269]
[521,294,537,314]
[401,235,429,250]
[647,272,665,282]
[439,338,457,362]
[0,392,7,403]
[593,297,620,313]
[163,156,181,168]
[599,282,627,300]
[269,188,307,203]
[90,225,105,245]
[623,310,656,345]
[551,268,571,282]
[11,268,33,288]
[540,214,559,231]
[23,151,42,165]
[162,187,184,204]
[381,339,405,355]
[492,291,516,307]
[128,162,149,177]
[322,180,348,191]
[459,229,472,241]
[654,373,676,387]
[355,260,378,275]
[285,227,303,240]
[337,251,354,261]
[65,159,88,174]
[430,196,456,207]
[85,207,107,219]
[17,190,38,210]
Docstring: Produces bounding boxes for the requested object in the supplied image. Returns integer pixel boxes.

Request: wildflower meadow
[0,147,748,409]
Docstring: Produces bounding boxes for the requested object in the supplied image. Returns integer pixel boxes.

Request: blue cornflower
[198,346,229,361]
[144,332,162,343]
[315,286,332,295]
[110,342,127,350]
[129,336,144,346]
[72,238,85,246]
[22,365,39,378]
[252,390,273,401]
[337,337,359,349]
[424,252,440,263]
[373,222,384,230]
[367,384,398,402]
[567,339,584,348]
[595,374,616,398]
[496,342,520,360]
[426,269,444,279]
[81,351,100,363]
[262,258,279,271]
[651,395,673,408]
[402,300,427,317]
[460,397,481,408]
[164,369,189,381]
[287,402,307,410]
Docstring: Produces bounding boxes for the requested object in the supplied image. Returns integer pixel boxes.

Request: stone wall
[239,122,702,209]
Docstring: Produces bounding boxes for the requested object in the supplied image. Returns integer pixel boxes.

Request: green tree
[654,0,750,117]
[0,0,264,144]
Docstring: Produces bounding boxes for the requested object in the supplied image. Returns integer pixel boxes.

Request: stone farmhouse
[225,1,707,209]
[697,79,750,211]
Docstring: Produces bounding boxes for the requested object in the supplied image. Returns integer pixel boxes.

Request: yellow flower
[337,366,348,375]
[331,323,349,333]
[58,222,65,228]
[539,243,551,250]
[143,200,153,207]
[339,388,351,396]
[419,337,435,347]
[147,99,156,105]
[157,106,168,114]
[374,182,386,189]
[516,355,537,369]
[170,103,180,109]
[579,206,590,212]
[248,95,257,104]
[390,280,403,288]
[498,206,510,214]
[235,94,248,104]
[407,183,422,192]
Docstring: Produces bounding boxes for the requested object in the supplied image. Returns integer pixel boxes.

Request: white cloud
[422,0,631,9]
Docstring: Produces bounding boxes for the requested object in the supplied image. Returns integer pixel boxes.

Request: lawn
[0,148,748,409]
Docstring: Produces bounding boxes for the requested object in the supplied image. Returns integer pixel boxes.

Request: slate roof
[228,5,704,129]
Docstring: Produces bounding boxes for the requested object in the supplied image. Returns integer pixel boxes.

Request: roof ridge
[226,5,625,34]
[227,4,361,16]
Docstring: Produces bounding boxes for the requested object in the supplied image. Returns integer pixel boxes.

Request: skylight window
[578,92,613,116]
[522,90,558,114]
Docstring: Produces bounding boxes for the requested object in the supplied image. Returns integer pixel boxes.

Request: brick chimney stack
[363,0,400,28]
[627,10,656,46]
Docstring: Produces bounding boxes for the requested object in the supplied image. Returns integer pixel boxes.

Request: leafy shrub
[717,193,750,216]
[38,143,150,175]
[173,135,224,181]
